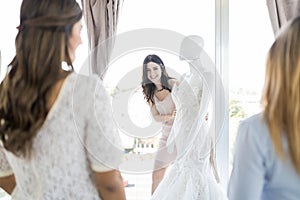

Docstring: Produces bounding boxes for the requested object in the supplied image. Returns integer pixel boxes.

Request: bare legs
[151,167,167,194]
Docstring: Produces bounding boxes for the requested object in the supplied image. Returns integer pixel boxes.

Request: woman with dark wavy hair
[0,0,125,199]
[141,54,178,194]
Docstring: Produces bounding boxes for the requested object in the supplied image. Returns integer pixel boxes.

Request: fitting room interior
[0,0,299,199]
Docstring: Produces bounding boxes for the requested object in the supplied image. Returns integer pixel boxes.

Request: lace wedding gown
[151,73,226,200]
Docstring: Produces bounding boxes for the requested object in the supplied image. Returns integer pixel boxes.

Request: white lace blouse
[0,73,124,200]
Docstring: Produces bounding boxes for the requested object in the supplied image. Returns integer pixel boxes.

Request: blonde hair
[262,16,300,175]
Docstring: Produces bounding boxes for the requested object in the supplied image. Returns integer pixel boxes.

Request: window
[0,0,277,199]
[0,1,21,81]
[106,1,219,199]
[229,0,274,173]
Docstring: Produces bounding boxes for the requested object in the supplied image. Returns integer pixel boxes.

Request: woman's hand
[171,110,176,118]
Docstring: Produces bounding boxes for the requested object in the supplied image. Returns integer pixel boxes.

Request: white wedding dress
[151,72,226,200]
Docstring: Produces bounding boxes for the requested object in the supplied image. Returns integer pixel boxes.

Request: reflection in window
[229,0,274,172]
[112,1,216,199]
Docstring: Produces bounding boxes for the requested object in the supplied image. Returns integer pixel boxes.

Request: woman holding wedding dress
[141,54,178,194]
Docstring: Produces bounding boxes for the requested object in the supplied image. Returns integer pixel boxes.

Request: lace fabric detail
[152,74,226,200]
[0,73,123,200]
[0,143,13,177]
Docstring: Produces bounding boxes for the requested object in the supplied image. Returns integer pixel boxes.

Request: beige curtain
[266,0,299,36]
[297,1,300,16]
[81,0,123,78]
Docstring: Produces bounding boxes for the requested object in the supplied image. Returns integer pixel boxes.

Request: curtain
[266,0,299,36]
[81,0,123,78]
[297,1,300,16]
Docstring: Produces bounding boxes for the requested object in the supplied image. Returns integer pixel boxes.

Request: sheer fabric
[151,73,226,200]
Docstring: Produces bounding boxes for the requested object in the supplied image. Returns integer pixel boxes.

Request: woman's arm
[148,78,178,122]
[0,174,16,194]
[93,170,126,200]
[150,104,175,122]
[168,78,180,88]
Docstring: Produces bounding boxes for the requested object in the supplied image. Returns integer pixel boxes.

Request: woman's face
[146,62,162,84]
[68,20,83,62]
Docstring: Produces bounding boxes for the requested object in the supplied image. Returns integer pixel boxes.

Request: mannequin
[179,35,219,181]
[150,35,226,200]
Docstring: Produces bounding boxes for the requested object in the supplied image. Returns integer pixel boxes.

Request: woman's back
[228,114,300,200]
[0,73,123,199]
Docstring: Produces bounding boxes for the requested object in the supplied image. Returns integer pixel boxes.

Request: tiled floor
[0,174,152,200]
[123,173,152,200]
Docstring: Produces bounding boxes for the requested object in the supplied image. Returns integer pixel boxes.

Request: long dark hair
[141,54,173,105]
[0,0,82,157]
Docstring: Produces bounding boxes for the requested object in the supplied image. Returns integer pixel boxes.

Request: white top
[0,73,123,200]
